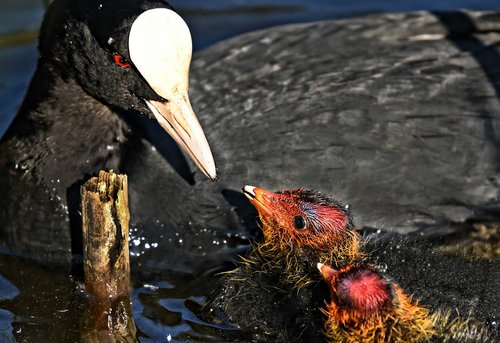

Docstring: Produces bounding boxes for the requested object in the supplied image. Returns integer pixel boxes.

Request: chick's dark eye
[113,54,131,68]
[293,216,306,230]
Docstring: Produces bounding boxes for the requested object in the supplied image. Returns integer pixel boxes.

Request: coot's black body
[1,7,499,281]
[158,10,500,273]
[188,10,500,237]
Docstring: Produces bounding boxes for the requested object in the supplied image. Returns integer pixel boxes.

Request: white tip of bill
[243,185,256,198]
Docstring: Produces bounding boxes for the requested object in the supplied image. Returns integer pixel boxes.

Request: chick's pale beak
[243,185,275,217]
[317,263,338,281]
[146,97,216,180]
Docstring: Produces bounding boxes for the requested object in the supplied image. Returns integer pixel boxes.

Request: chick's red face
[243,186,352,249]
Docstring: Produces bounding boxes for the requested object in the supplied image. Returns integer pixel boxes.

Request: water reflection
[0,253,245,342]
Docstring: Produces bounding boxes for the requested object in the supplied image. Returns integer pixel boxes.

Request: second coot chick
[317,262,497,343]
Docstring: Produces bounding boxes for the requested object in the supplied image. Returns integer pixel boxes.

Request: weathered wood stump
[80,170,137,343]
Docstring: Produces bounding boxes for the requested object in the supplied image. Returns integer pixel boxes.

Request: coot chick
[202,185,358,342]
[241,185,359,287]
[203,186,499,341]
[317,262,497,343]
[0,0,217,267]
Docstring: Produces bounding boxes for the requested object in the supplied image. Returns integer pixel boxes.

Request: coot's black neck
[4,60,60,139]
[1,59,127,194]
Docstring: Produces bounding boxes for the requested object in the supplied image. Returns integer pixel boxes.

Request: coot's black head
[39,0,216,179]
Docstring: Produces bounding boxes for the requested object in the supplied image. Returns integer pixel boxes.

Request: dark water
[1,1,500,342]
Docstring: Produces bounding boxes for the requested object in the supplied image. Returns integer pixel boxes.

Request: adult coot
[2,8,499,277]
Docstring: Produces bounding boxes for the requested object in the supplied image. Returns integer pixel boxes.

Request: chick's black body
[203,231,500,343]
[204,256,327,343]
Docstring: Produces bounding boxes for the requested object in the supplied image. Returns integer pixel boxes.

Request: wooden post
[80,170,137,343]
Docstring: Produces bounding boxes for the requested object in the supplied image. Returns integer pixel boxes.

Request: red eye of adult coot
[113,54,131,68]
